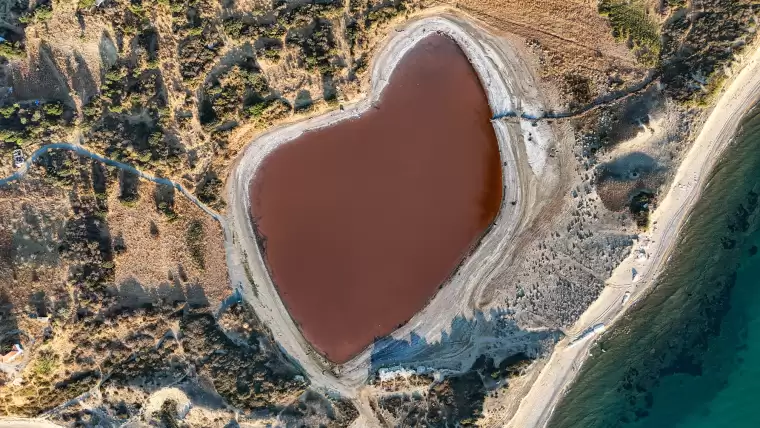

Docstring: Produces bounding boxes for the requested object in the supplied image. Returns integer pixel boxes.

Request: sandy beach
[506,43,760,428]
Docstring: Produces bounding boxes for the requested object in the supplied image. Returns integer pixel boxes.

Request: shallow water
[548,105,760,428]
[249,34,502,364]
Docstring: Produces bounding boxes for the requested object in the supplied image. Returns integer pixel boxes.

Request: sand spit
[506,45,760,428]
[225,12,552,408]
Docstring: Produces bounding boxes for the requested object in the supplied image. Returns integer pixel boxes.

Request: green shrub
[223,20,245,38]
[158,202,178,220]
[245,72,269,93]
[43,102,64,117]
[105,68,127,82]
[20,5,54,24]
[33,353,58,378]
[185,220,205,269]
[128,4,145,17]
[246,100,271,118]
[0,104,18,118]
[599,0,661,66]
[187,27,204,37]
[0,42,25,60]
[667,0,687,8]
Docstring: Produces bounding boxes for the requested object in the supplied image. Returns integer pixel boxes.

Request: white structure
[1,344,23,363]
[622,291,632,305]
[377,365,446,383]
[12,149,24,168]
[568,323,606,349]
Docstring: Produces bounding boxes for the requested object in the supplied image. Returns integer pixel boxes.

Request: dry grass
[108,180,230,308]
[451,0,635,65]
[0,180,71,323]
[0,169,230,375]
[12,2,111,105]
[448,0,650,103]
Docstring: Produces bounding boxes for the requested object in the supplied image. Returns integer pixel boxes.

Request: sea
[547,104,760,428]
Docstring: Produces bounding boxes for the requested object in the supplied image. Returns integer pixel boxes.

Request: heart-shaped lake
[250,33,503,363]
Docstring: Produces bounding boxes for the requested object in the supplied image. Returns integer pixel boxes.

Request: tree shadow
[254,37,283,62]
[294,89,313,112]
[155,281,186,307]
[91,160,109,195]
[76,10,85,35]
[9,42,74,105]
[177,263,188,283]
[113,232,127,254]
[28,290,48,318]
[137,27,160,63]
[99,31,119,71]
[600,151,659,181]
[321,73,336,103]
[0,289,20,353]
[65,52,98,106]
[118,169,140,205]
[185,282,209,308]
[11,203,64,267]
[153,182,176,218]
[114,277,154,310]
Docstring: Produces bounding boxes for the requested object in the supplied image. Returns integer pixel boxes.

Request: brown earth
[108,181,230,309]
[446,0,648,106]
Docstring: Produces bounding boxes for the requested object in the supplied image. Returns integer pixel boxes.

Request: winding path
[0,144,217,427]
[0,142,223,223]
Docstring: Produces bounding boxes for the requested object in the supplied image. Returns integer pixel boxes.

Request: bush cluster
[598,0,661,67]
[0,100,71,148]
[659,0,756,105]
[199,58,271,129]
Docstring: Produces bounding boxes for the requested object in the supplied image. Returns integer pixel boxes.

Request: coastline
[506,44,760,428]
[548,104,760,427]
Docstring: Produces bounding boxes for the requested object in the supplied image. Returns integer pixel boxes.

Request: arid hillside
[0,0,651,198]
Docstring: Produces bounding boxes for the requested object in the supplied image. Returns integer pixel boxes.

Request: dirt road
[505,44,760,428]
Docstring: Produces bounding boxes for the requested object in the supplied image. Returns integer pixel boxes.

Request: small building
[12,149,24,168]
[1,344,23,364]
[622,291,632,305]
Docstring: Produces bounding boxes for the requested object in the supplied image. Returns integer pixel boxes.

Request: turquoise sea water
[548,105,760,428]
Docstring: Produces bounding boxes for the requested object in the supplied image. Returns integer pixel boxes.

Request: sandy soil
[447,0,646,108]
[0,420,63,428]
[505,43,760,428]
[109,181,230,308]
[225,12,555,422]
